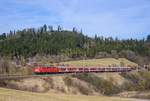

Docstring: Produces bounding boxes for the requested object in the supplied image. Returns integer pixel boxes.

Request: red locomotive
[33,66,133,74]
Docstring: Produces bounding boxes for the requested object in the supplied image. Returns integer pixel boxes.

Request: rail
[0,73,73,80]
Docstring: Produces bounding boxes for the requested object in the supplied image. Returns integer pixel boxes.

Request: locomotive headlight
[34,68,40,72]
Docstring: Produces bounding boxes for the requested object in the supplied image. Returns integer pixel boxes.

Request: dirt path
[132,99,149,101]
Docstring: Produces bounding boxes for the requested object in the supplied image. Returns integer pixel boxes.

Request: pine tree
[43,24,47,32]
[48,25,53,32]
[147,35,150,42]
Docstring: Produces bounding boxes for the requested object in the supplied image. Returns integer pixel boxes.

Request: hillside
[60,58,138,67]
[0,87,140,101]
[0,25,150,59]
[2,71,150,98]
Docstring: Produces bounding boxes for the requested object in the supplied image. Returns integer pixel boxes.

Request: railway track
[0,73,74,80]
[0,75,36,80]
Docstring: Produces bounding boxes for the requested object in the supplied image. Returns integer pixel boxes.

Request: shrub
[64,76,93,95]
[121,71,150,91]
[73,73,121,95]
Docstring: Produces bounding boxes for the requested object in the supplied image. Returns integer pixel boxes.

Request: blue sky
[0,0,150,39]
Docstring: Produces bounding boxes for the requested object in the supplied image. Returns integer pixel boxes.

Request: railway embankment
[0,71,150,100]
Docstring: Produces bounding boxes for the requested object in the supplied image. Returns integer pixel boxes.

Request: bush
[0,59,17,74]
[73,73,121,95]
[64,76,93,95]
[121,71,150,91]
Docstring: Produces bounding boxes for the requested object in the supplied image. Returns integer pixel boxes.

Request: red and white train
[33,66,134,74]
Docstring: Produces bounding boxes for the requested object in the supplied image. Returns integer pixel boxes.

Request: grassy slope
[60,58,138,67]
[0,87,135,101]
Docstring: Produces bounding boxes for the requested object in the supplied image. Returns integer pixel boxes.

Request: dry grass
[0,87,136,101]
[117,91,150,99]
[60,58,138,67]
[94,73,128,85]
